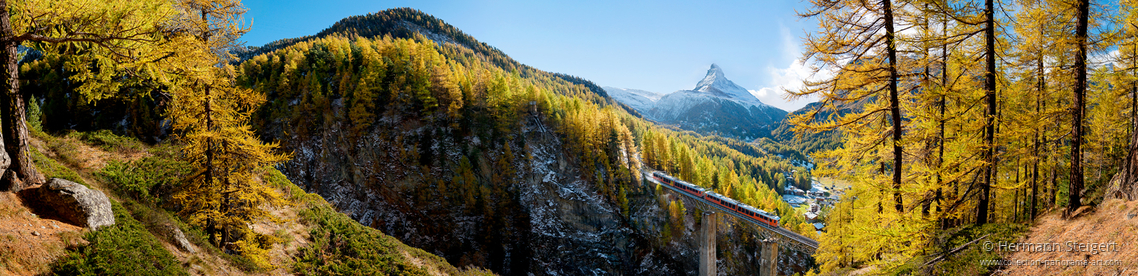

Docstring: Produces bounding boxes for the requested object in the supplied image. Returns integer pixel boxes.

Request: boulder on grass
[38,178,115,230]
[161,223,197,253]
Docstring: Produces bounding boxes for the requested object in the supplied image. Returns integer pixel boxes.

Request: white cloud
[1090,49,1121,70]
[749,25,826,112]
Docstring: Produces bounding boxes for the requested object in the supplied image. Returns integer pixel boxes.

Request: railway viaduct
[644,171,819,276]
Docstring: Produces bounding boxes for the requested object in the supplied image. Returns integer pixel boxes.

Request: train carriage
[652,171,780,228]
[653,172,706,197]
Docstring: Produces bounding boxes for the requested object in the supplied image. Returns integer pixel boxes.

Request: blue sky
[241,0,819,111]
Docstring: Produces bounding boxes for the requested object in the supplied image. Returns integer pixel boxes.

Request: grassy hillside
[995,200,1138,275]
[0,128,493,275]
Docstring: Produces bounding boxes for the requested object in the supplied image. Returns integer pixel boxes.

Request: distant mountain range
[605,64,788,140]
[766,101,846,155]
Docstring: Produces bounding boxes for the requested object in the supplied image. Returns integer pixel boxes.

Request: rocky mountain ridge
[606,65,789,140]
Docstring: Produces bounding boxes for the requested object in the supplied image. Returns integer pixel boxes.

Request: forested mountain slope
[236,8,819,275]
[767,101,846,155]
[233,7,643,116]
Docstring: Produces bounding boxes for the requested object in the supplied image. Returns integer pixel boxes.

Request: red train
[651,171,780,228]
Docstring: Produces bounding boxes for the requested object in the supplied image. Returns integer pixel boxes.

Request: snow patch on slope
[650,90,719,121]
[602,86,662,115]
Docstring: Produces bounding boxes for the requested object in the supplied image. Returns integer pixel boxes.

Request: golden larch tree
[165,0,289,267]
[793,0,910,214]
[1,0,177,190]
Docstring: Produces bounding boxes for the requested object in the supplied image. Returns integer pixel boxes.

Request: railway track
[643,170,819,252]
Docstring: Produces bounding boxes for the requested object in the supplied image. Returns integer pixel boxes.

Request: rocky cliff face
[261,102,681,274]
[261,102,810,275]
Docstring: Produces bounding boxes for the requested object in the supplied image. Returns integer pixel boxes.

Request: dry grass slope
[997,199,1138,275]
[0,192,86,275]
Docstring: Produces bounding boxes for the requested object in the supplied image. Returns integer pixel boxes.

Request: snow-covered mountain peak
[693,64,763,106]
[695,64,725,90]
[707,63,724,76]
[604,64,788,140]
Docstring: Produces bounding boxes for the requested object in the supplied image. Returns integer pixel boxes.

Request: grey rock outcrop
[0,145,12,191]
[38,178,115,230]
[161,223,197,253]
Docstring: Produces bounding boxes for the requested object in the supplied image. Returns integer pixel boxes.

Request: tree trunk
[0,0,41,192]
[1069,0,1088,215]
[883,0,904,214]
[1119,32,1138,201]
[977,0,996,224]
[0,0,12,189]
[1031,157,1038,219]
[1031,42,1044,220]
[1050,163,1057,206]
[1117,90,1138,200]
[920,3,934,217]
[879,161,886,213]
[938,15,949,229]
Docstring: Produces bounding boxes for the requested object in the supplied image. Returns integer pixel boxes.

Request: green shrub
[921,223,1028,276]
[293,205,429,276]
[28,94,43,132]
[43,134,85,167]
[98,157,189,204]
[67,129,145,154]
[262,168,322,205]
[50,201,187,276]
[99,154,271,272]
[31,149,87,187]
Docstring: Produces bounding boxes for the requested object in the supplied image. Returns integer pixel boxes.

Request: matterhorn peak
[691,64,762,105]
[701,64,725,84]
